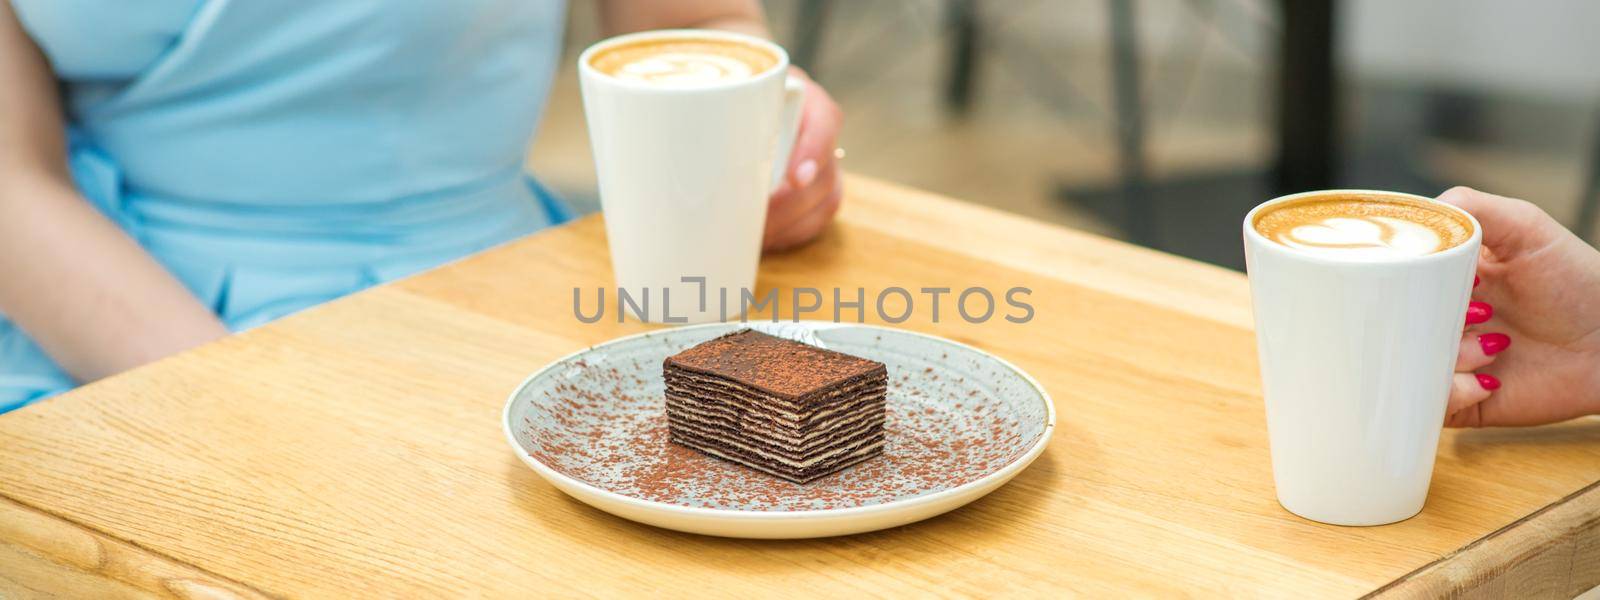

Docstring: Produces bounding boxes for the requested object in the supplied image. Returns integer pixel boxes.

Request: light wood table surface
[2,176,1597,598]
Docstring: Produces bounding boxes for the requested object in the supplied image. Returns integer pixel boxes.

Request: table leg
[791,0,832,74]
[1272,0,1338,196]
[1573,102,1600,242]
[1109,0,1154,246]
[944,0,980,116]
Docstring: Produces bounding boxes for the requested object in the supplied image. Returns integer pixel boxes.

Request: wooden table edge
[0,494,272,599]
[1369,478,1600,598]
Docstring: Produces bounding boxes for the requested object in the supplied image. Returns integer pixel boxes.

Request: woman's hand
[763,68,843,251]
[1441,186,1600,427]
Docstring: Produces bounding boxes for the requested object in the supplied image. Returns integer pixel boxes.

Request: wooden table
[2,176,1597,598]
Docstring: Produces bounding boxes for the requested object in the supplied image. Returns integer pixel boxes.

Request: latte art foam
[1276,215,1443,258]
[1253,193,1473,259]
[612,52,752,85]
[590,37,778,87]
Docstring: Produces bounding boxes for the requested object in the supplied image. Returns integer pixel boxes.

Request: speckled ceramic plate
[502,322,1054,539]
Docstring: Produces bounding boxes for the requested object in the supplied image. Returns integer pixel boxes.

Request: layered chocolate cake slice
[663,329,888,483]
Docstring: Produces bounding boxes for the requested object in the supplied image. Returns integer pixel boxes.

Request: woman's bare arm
[0,3,227,383]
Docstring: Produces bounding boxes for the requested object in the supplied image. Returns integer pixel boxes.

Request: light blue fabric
[1,0,572,412]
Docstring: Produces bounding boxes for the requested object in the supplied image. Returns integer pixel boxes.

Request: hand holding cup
[1439,187,1600,427]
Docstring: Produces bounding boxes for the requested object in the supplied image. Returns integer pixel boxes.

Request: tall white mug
[1243,190,1481,526]
[579,30,805,323]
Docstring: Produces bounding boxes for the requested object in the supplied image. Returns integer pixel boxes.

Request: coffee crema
[1252,193,1473,259]
[589,37,778,86]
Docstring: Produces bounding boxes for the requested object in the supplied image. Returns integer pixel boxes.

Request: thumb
[1435,186,1559,259]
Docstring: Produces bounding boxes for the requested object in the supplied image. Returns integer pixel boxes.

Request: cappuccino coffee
[1252,192,1473,259]
[1243,189,1481,525]
[589,37,778,86]
[580,30,803,322]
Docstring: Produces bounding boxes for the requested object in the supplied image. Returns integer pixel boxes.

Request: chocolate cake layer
[666,409,885,461]
[665,388,886,456]
[663,379,887,431]
[666,395,886,449]
[662,330,889,483]
[665,371,886,439]
[670,430,886,483]
[664,372,886,425]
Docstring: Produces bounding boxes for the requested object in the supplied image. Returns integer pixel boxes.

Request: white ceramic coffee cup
[1243,190,1481,526]
[579,30,805,323]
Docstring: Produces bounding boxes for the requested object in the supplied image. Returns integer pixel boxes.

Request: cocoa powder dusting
[664,330,882,400]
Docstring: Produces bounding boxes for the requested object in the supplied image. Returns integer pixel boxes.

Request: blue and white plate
[502,322,1054,538]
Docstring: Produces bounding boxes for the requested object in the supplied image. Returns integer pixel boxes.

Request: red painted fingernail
[1465,301,1493,325]
[1474,275,1480,287]
[1476,373,1501,391]
[1478,333,1511,355]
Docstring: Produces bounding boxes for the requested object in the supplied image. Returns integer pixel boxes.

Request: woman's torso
[17,0,566,204]
[9,0,570,327]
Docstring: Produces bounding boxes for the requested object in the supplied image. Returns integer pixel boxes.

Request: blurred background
[531,0,1600,270]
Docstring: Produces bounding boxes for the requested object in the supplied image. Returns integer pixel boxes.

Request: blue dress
[1,0,572,412]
